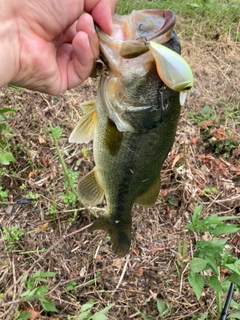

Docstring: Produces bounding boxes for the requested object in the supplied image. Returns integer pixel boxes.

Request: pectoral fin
[78,167,104,205]
[69,100,97,144]
[135,176,161,206]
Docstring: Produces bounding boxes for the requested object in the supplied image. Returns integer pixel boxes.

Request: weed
[49,123,80,207]
[74,299,114,320]
[188,105,218,125]
[202,187,218,198]
[0,107,17,165]
[210,138,238,158]
[3,225,24,252]
[62,169,78,205]
[65,281,77,292]
[133,299,171,319]
[25,191,40,200]
[17,270,57,318]
[0,186,9,202]
[48,122,94,217]
[186,205,240,316]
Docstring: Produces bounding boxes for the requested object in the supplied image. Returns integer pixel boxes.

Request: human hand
[0,0,117,94]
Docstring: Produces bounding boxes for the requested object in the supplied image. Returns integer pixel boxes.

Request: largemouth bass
[70,10,193,257]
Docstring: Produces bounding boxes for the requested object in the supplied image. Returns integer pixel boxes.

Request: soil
[0,28,240,320]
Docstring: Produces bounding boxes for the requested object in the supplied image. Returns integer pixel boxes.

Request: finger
[76,13,99,60]
[57,31,96,91]
[54,21,78,47]
[85,0,117,35]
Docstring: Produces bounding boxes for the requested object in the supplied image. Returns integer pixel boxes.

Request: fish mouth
[97,9,176,59]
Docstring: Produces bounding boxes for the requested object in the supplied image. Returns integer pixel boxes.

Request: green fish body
[70,10,191,256]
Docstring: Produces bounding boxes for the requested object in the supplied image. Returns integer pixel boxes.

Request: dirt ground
[0,24,240,320]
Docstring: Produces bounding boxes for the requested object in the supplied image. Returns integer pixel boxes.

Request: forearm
[0,4,19,87]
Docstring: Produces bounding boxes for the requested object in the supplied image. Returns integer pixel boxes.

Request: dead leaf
[38,136,46,144]
[138,267,145,276]
[160,189,168,197]
[20,303,41,320]
[42,156,51,167]
[212,127,227,140]
[150,247,165,255]
[38,222,49,231]
[172,153,184,168]
[130,247,139,256]
[191,137,198,144]
[28,170,40,178]
[112,258,123,269]
[198,120,214,128]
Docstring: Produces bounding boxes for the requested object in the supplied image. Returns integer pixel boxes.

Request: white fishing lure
[149,41,193,93]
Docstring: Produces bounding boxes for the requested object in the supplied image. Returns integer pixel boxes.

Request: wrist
[0,4,20,87]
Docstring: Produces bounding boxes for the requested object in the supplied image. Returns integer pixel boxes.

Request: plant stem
[216,265,222,315]
[48,121,96,217]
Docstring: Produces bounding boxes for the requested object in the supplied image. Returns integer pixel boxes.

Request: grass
[116,0,240,41]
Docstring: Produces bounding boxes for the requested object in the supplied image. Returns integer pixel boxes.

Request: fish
[69,9,193,257]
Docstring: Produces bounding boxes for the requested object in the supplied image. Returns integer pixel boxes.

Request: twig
[0,259,17,319]
[0,223,92,308]
[180,263,189,295]
[114,254,130,293]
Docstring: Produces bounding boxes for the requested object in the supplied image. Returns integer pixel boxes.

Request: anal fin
[135,176,160,207]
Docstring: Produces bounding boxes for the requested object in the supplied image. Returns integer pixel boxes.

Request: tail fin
[89,215,131,257]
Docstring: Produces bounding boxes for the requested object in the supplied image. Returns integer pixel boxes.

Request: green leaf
[229,311,240,319]
[188,271,205,300]
[204,255,219,275]
[35,286,48,296]
[157,299,169,316]
[229,273,240,286]
[186,205,202,231]
[80,300,94,313]
[167,195,178,206]
[132,306,155,320]
[0,108,17,114]
[190,258,208,273]
[230,299,240,309]
[51,126,62,139]
[211,225,240,237]
[91,314,108,320]
[7,84,25,90]
[225,260,240,276]
[0,151,15,165]
[97,303,115,314]
[76,310,92,320]
[207,276,222,292]
[21,287,39,298]
[222,279,232,292]
[196,238,227,257]
[20,274,29,284]
[34,270,56,279]
[17,311,31,320]
[39,297,58,312]
[66,281,77,291]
